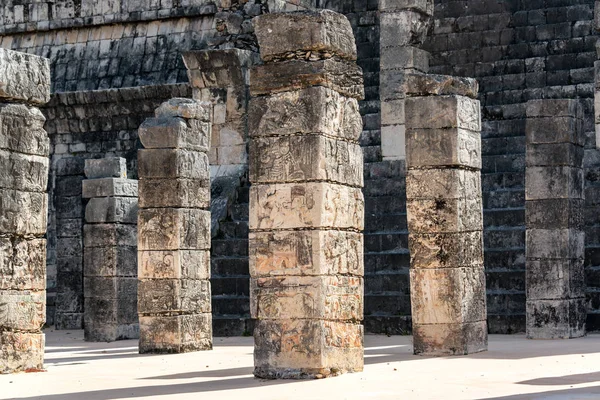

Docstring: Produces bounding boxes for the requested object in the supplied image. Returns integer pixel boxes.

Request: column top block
[526,99,583,119]
[85,157,127,179]
[0,49,51,106]
[155,98,211,120]
[379,0,434,15]
[254,10,357,63]
[405,73,479,99]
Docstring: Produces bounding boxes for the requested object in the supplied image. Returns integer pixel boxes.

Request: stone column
[404,73,487,356]
[137,98,213,353]
[379,0,432,160]
[82,158,138,342]
[0,49,51,373]
[525,99,586,339]
[595,0,600,149]
[249,10,365,379]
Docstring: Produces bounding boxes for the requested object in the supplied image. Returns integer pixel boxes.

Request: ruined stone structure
[0,49,51,373]
[137,98,213,353]
[249,10,365,378]
[525,99,586,339]
[82,157,139,342]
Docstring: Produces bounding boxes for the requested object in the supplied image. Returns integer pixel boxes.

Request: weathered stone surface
[0,189,47,235]
[412,321,487,356]
[0,150,48,192]
[0,331,44,373]
[526,229,585,260]
[138,117,211,152]
[380,11,431,48]
[525,166,584,200]
[527,259,585,300]
[409,231,484,269]
[406,169,481,200]
[249,230,363,277]
[526,298,586,339]
[406,127,481,169]
[248,87,362,141]
[526,143,584,167]
[0,49,50,106]
[84,157,127,179]
[0,104,48,156]
[250,59,364,100]
[379,0,434,15]
[83,277,137,299]
[380,46,430,72]
[138,179,209,209]
[139,313,212,354]
[526,99,582,118]
[249,183,364,231]
[526,199,584,230]
[138,208,211,251]
[249,135,363,186]
[250,275,363,320]
[254,319,363,379]
[407,197,483,234]
[155,98,211,121]
[138,279,211,314]
[84,246,137,278]
[254,10,357,62]
[404,73,478,98]
[405,95,481,131]
[82,178,138,199]
[85,197,138,224]
[183,49,257,89]
[525,117,584,146]
[0,290,45,331]
[138,149,210,180]
[0,238,46,290]
[83,224,137,248]
[138,250,210,280]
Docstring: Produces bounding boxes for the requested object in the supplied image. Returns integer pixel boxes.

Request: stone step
[364,232,408,253]
[213,316,254,337]
[218,221,249,239]
[364,293,411,316]
[211,256,249,276]
[212,295,250,316]
[364,252,410,274]
[364,315,411,335]
[211,239,248,257]
[211,276,250,297]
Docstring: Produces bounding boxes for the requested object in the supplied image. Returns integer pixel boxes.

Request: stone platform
[2,330,600,400]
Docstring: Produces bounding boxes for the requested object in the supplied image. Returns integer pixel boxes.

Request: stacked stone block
[596,0,600,151]
[249,10,365,379]
[379,0,432,160]
[137,98,213,353]
[525,99,586,339]
[82,157,138,342]
[0,49,51,373]
[405,73,487,355]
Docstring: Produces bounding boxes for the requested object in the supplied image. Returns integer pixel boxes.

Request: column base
[413,321,488,356]
[526,298,586,339]
[0,332,44,374]
[139,314,212,354]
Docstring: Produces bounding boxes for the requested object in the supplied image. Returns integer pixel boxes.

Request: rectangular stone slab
[527,258,585,300]
[248,86,362,142]
[84,157,126,179]
[138,179,210,209]
[249,230,363,277]
[526,228,585,260]
[83,277,137,299]
[379,0,434,14]
[0,189,47,236]
[138,250,210,280]
[526,199,583,230]
[82,178,138,199]
[526,99,581,119]
[408,231,483,269]
[0,331,44,374]
[138,279,211,314]
[526,298,586,339]
[250,275,363,321]
[526,142,584,167]
[138,149,210,180]
[83,224,137,248]
[138,208,211,251]
[525,166,584,200]
[138,117,210,152]
[0,150,48,192]
[379,47,430,72]
[380,11,431,48]
[139,313,212,354]
[249,182,364,231]
[406,128,481,169]
[407,197,483,234]
[0,238,46,290]
[0,49,50,106]
[405,95,481,131]
[249,135,363,186]
[525,117,584,146]
[0,290,45,331]
[412,320,487,356]
[85,197,138,224]
[183,49,256,89]
[0,104,48,156]
[254,319,363,379]
[406,169,481,200]
[84,246,137,277]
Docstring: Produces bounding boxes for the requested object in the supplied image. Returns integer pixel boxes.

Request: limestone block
[83,277,137,299]
[0,238,46,290]
[0,331,44,373]
[138,208,211,250]
[0,150,48,192]
[57,218,83,238]
[155,98,211,121]
[0,104,48,156]
[250,275,363,321]
[407,197,483,233]
[138,279,211,314]
[0,290,45,331]
[406,128,481,169]
[379,0,434,15]
[409,231,484,269]
[85,197,138,224]
[406,169,481,200]
[254,319,363,379]
[249,230,363,277]
[527,259,585,300]
[526,298,586,339]
[526,229,585,260]
[84,157,126,179]
[0,49,50,106]
[249,135,363,186]
[381,99,405,126]
[410,267,486,324]
[138,149,210,180]
[525,166,584,200]
[525,117,584,146]
[412,321,487,356]
[380,46,430,72]
[254,10,357,62]
[138,179,210,209]
[250,59,364,100]
[380,11,431,48]
[381,124,406,160]
[405,95,481,131]
[526,99,581,119]
[403,73,478,98]
[138,117,211,152]
[139,313,212,353]
[83,224,137,248]
[248,87,362,141]
[526,199,583,230]
[0,189,47,236]
[82,178,138,198]
[249,183,364,231]
[526,143,584,167]
[138,250,210,280]
[84,246,137,277]
[183,49,257,89]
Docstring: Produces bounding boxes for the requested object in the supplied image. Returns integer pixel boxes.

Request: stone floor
[3,330,600,400]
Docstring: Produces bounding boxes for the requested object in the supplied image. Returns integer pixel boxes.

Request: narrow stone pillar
[595,1,600,149]
[137,98,213,353]
[0,49,51,373]
[525,99,586,339]
[379,0,432,160]
[249,10,365,379]
[404,73,487,355]
[82,158,138,342]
